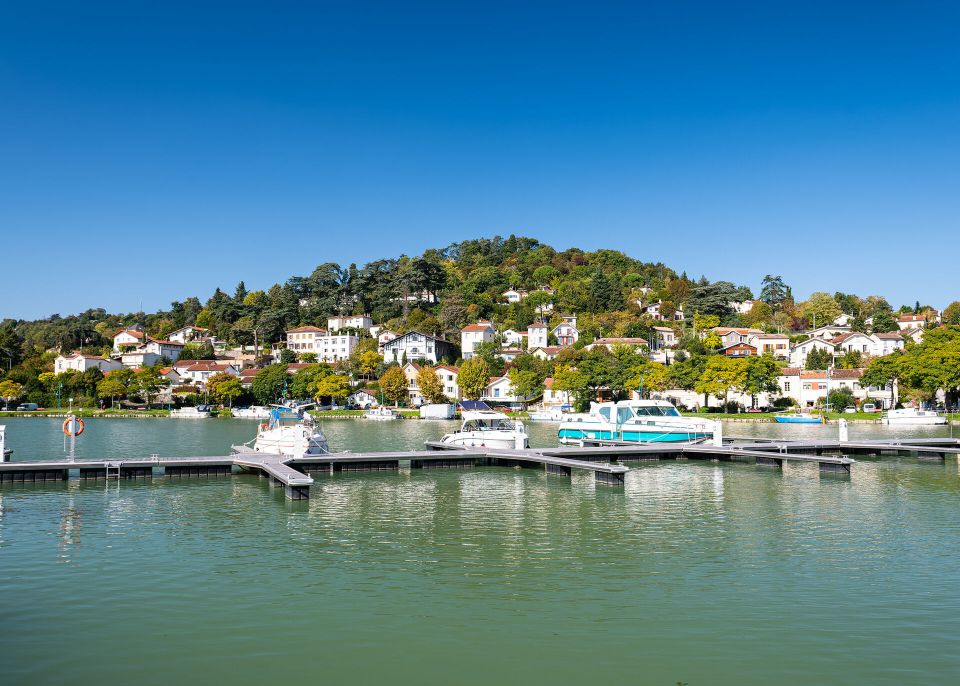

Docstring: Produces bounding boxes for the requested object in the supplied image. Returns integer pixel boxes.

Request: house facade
[112,329,145,352]
[552,316,579,346]
[788,338,837,368]
[721,342,757,357]
[54,353,124,375]
[651,326,677,351]
[285,326,358,362]
[527,323,549,349]
[327,314,373,332]
[585,337,648,352]
[166,326,210,344]
[500,329,527,348]
[178,362,239,385]
[778,368,893,409]
[542,377,572,408]
[748,333,790,358]
[383,332,457,365]
[460,322,495,359]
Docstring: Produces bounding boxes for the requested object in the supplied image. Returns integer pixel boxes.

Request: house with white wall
[778,367,893,409]
[872,332,905,356]
[831,332,874,356]
[178,362,239,385]
[377,330,398,354]
[650,326,677,351]
[327,314,373,332]
[502,289,527,303]
[482,375,528,406]
[501,329,527,348]
[529,346,563,361]
[527,323,549,349]
[112,329,145,352]
[54,353,124,375]
[552,316,579,347]
[542,377,572,408]
[460,322,494,359]
[747,333,790,358]
[435,364,460,400]
[897,314,927,331]
[645,301,685,321]
[383,332,457,365]
[285,326,358,362]
[166,326,210,344]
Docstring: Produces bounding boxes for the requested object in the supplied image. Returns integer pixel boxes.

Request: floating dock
[2,435,958,503]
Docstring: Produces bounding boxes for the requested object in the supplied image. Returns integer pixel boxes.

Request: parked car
[16,403,39,411]
[862,403,878,413]
[843,406,857,414]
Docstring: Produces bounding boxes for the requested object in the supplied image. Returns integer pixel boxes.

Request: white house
[166,326,210,344]
[501,329,527,348]
[712,327,763,348]
[119,351,161,368]
[54,353,123,375]
[653,326,678,350]
[831,332,875,356]
[552,316,579,347]
[542,377,572,408]
[527,323,549,349]
[482,375,527,405]
[644,301,685,321]
[286,326,358,362]
[377,330,398,354]
[897,314,927,331]
[502,289,527,303]
[158,367,182,384]
[806,324,851,340]
[178,362,239,385]
[788,338,837,368]
[435,364,461,400]
[460,321,495,359]
[142,338,185,362]
[748,333,790,358]
[112,329,145,352]
[497,348,524,363]
[729,300,756,315]
[871,332,905,356]
[530,346,563,361]
[327,314,373,332]
[383,331,457,365]
[778,368,893,409]
[900,327,924,345]
[348,389,379,408]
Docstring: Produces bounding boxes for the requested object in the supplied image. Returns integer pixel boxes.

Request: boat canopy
[459,400,492,412]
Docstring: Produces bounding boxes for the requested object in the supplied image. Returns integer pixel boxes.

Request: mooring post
[0,425,7,462]
[712,420,723,447]
[838,418,849,443]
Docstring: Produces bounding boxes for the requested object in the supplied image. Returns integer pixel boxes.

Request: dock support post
[595,471,625,486]
[545,463,572,478]
[819,461,851,474]
[285,485,309,500]
[755,456,783,469]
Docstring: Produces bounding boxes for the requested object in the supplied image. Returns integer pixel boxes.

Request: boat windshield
[462,418,514,431]
[631,405,680,417]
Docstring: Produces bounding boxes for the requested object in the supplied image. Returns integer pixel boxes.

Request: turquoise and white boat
[774,411,823,424]
[557,400,717,445]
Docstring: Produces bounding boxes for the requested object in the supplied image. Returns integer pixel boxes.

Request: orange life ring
[62,417,84,436]
[259,422,268,432]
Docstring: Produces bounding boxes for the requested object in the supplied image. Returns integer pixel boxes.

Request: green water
[2,418,960,685]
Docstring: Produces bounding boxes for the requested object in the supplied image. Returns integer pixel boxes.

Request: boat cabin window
[631,405,680,417]
[598,407,612,421]
[616,407,633,423]
[462,418,513,431]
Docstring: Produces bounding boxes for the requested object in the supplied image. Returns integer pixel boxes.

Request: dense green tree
[417,365,447,404]
[870,310,899,333]
[379,366,408,406]
[251,364,290,405]
[458,357,490,401]
[759,275,789,307]
[802,292,843,328]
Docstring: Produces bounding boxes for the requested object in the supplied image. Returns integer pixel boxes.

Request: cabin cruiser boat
[232,405,272,420]
[558,400,717,444]
[881,408,947,426]
[440,402,528,449]
[528,406,567,422]
[0,424,11,461]
[774,411,823,424]
[364,407,401,421]
[169,405,214,418]
[232,403,329,457]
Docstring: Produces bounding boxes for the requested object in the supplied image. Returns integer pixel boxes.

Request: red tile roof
[461,322,494,332]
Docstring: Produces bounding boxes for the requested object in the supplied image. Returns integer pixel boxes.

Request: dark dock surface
[2,435,958,503]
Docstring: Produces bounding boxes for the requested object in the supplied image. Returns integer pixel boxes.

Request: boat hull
[774,416,822,424]
[882,417,947,426]
[558,428,710,444]
[441,432,528,449]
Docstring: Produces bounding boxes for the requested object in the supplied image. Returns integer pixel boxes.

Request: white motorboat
[232,405,272,420]
[0,424,11,461]
[364,407,401,421]
[558,399,718,445]
[439,402,528,449]
[528,406,566,422]
[233,404,328,457]
[169,405,214,418]
[881,408,947,426]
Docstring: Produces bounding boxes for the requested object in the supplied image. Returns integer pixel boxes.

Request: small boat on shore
[232,403,328,457]
[232,406,272,420]
[170,405,214,418]
[528,407,567,422]
[558,400,715,444]
[439,402,528,449]
[364,407,401,421]
[881,408,947,426]
[774,411,823,424]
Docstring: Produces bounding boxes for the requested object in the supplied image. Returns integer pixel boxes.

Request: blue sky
[1,1,958,319]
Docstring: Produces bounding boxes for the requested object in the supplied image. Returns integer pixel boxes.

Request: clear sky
[2,1,958,320]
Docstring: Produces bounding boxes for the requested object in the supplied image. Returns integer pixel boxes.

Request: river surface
[1,417,959,685]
